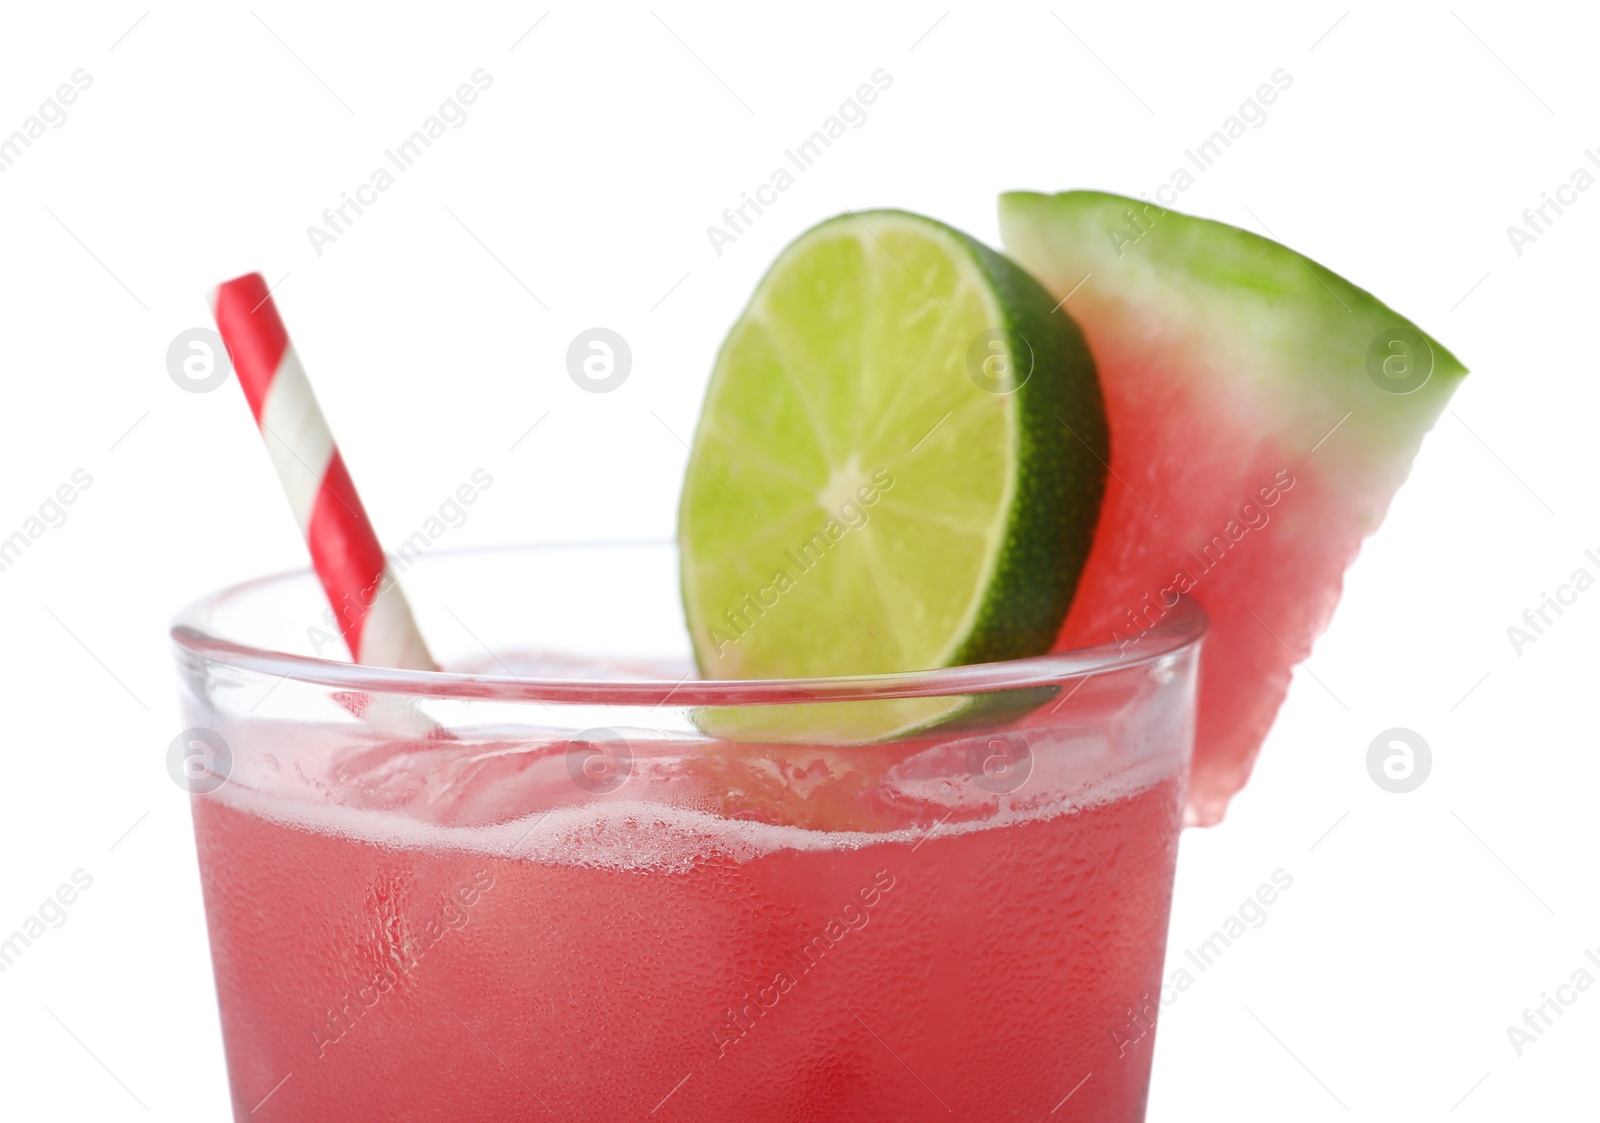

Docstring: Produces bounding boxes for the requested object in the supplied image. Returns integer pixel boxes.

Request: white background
[0,2,1593,1119]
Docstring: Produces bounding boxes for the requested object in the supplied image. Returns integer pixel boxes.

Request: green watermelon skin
[999,190,1467,826]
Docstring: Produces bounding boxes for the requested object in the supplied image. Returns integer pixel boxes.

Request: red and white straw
[211,273,435,671]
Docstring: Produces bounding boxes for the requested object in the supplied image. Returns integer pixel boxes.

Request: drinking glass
[170,542,1203,1121]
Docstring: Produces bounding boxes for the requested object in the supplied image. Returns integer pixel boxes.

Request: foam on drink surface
[208,720,1181,873]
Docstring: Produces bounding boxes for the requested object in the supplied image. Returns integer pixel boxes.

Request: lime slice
[678,209,1107,741]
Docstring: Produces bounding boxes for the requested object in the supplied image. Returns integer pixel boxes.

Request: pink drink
[173,546,1202,1122]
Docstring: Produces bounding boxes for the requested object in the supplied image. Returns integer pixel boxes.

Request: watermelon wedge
[998,190,1467,826]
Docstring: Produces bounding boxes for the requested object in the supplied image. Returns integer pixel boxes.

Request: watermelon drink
[182,196,1463,1121]
[172,543,1204,1121]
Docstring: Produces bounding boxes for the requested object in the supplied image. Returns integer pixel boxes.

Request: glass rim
[170,542,1207,707]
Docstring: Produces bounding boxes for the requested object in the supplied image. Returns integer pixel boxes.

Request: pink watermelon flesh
[998,190,1467,826]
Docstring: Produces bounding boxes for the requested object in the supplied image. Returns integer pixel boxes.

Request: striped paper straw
[211,273,435,671]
